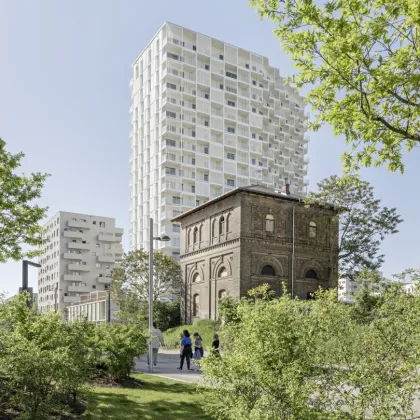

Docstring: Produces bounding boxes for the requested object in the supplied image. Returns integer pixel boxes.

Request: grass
[164,320,220,350]
[83,374,212,420]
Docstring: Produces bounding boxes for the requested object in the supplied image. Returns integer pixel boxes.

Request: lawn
[83,374,212,420]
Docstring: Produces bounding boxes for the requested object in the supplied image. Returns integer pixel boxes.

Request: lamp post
[22,260,41,309]
[148,217,170,373]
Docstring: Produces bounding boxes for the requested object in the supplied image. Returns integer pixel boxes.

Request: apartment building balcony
[63,230,84,239]
[63,296,80,304]
[63,252,83,260]
[67,220,90,229]
[63,274,83,282]
[68,263,90,271]
[98,255,116,264]
[115,227,124,236]
[114,244,123,255]
[68,242,90,251]
[98,233,120,242]
[97,275,112,284]
[68,285,91,293]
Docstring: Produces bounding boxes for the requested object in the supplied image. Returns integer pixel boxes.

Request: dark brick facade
[173,186,339,324]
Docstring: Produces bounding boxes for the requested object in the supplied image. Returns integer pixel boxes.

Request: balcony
[63,252,83,260]
[114,227,124,236]
[63,230,84,239]
[68,220,90,229]
[97,233,120,242]
[68,285,91,293]
[68,263,90,271]
[97,276,112,284]
[98,255,116,263]
[63,274,83,282]
[63,296,80,304]
[68,242,90,251]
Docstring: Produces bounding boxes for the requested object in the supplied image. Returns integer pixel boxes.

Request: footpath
[134,348,203,384]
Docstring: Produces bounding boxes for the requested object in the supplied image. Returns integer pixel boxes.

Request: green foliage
[201,281,420,419]
[249,0,420,173]
[92,324,147,381]
[164,319,220,350]
[306,175,402,279]
[218,295,240,324]
[111,250,182,322]
[153,300,181,331]
[0,139,48,262]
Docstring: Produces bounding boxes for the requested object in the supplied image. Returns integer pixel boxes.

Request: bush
[153,300,181,331]
[164,319,220,350]
[92,323,147,381]
[201,284,420,420]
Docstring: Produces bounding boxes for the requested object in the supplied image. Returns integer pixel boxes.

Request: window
[93,221,97,225]
[204,93,209,99]
[204,64,210,70]
[218,267,228,278]
[266,214,274,232]
[204,147,209,154]
[193,294,200,317]
[251,158,256,165]
[166,167,176,175]
[166,139,176,147]
[167,82,177,90]
[99,222,105,228]
[173,196,181,204]
[227,100,236,107]
[226,179,235,187]
[227,152,235,160]
[252,107,256,113]
[192,227,198,244]
[193,45,196,51]
[196,200,200,206]
[219,216,225,235]
[204,174,209,182]
[219,84,224,90]
[245,63,250,69]
[227,127,235,133]
[172,224,180,233]
[262,265,276,276]
[306,269,318,280]
[96,263,101,269]
[219,54,224,60]
[192,158,196,165]
[226,214,231,232]
[96,243,100,248]
[192,130,196,137]
[309,221,317,238]
[191,185,195,193]
[166,111,176,119]
[167,52,179,60]
[218,289,227,299]
[212,219,216,237]
[225,71,237,79]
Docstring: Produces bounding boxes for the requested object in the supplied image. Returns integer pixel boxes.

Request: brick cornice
[180,238,240,259]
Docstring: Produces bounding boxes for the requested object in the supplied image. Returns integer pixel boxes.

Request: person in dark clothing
[177,330,194,371]
[212,333,220,355]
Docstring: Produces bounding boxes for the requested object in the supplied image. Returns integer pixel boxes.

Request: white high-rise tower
[130,22,309,259]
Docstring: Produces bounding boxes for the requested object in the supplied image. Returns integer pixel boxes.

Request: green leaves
[305,175,402,279]
[249,0,420,173]
[0,139,48,262]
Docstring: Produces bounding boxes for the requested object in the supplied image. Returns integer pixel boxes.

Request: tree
[0,139,48,262]
[111,250,182,322]
[306,175,402,279]
[250,0,420,173]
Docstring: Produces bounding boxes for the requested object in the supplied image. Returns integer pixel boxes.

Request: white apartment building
[338,277,360,304]
[67,291,120,324]
[130,22,309,258]
[37,212,123,314]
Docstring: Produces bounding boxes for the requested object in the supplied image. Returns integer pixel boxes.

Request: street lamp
[22,260,41,309]
[148,217,171,373]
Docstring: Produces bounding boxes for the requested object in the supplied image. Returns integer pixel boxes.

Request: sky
[0,0,418,295]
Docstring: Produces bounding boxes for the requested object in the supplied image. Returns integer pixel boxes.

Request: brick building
[172,185,339,324]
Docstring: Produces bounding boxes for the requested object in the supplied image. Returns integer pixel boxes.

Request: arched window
[219,216,225,235]
[262,265,276,276]
[218,267,228,278]
[309,221,317,238]
[218,289,227,299]
[193,294,200,317]
[226,214,231,233]
[305,269,318,280]
[199,225,203,243]
[193,227,198,244]
[192,273,201,283]
[212,219,216,238]
[265,214,274,232]
[187,229,192,246]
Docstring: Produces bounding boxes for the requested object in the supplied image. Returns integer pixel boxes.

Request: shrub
[153,300,181,331]
[164,319,220,350]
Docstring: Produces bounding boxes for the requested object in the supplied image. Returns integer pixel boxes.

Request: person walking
[147,322,164,367]
[177,330,193,371]
[212,333,220,355]
[193,332,204,369]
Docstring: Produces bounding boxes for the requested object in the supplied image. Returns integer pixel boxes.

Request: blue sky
[0,0,418,295]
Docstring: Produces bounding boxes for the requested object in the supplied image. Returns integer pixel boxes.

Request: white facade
[402,283,416,294]
[130,22,309,258]
[37,212,123,314]
[67,291,119,324]
[338,277,360,304]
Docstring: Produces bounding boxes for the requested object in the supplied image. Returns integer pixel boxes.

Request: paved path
[134,348,203,384]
